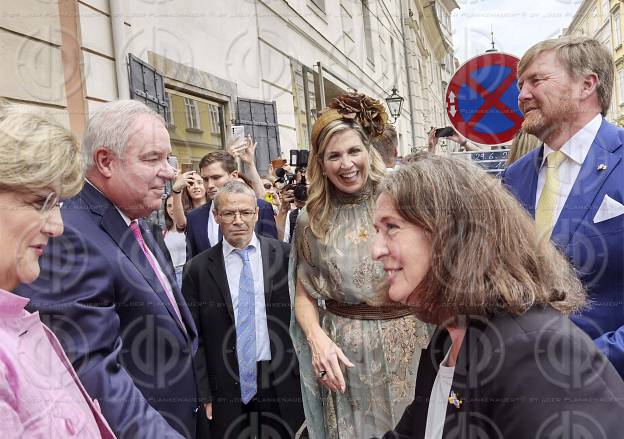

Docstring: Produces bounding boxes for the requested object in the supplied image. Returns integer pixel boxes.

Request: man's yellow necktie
[535,150,566,239]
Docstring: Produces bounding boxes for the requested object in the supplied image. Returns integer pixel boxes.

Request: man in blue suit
[16,100,200,438]
[503,36,624,376]
[185,151,277,259]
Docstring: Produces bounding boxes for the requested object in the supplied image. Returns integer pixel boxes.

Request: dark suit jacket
[383,306,624,438]
[185,199,277,260]
[182,236,304,438]
[502,118,624,376]
[15,183,200,439]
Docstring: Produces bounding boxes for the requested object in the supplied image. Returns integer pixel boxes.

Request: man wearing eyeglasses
[182,180,304,438]
[185,151,277,260]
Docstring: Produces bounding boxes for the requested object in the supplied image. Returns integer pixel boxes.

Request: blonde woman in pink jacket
[0,102,115,438]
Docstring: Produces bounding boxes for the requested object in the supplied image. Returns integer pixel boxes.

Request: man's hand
[204,402,212,421]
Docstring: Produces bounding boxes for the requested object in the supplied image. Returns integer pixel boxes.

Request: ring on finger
[318,370,327,379]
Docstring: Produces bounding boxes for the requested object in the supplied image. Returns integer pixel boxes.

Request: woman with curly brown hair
[373,152,624,438]
[290,94,430,438]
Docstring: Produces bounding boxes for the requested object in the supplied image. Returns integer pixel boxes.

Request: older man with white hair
[17,100,200,438]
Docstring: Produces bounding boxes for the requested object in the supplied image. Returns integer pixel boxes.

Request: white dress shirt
[222,233,271,361]
[283,210,293,243]
[536,114,602,226]
[207,202,220,247]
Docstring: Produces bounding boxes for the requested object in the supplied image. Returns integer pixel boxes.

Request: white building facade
[1,0,458,170]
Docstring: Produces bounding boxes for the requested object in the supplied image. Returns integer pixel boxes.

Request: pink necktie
[130,220,186,333]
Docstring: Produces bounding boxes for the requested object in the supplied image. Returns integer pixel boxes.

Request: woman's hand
[307,327,354,393]
[172,171,196,193]
[427,127,438,152]
[227,135,257,164]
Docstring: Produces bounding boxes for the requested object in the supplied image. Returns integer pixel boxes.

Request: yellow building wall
[167,91,225,169]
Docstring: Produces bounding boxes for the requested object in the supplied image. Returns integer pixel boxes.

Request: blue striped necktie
[235,247,257,404]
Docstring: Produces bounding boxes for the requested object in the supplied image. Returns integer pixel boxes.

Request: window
[184,97,200,130]
[362,0,374,64]
[619,70,624,104]
[614,8,622,46]
[592,7,599,32]
[603,0,610,21]
[164,92,174,126]
[208,103,221,134]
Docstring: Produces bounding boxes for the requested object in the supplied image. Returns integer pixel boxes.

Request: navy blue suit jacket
[16,183,200,438]
[185,198,277,260]
[502,118,624,376]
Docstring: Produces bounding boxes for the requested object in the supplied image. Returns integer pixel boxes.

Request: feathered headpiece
[310,92,389,149]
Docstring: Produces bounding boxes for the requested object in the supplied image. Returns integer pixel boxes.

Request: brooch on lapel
[597,163,607,172]
[448,390,463,409]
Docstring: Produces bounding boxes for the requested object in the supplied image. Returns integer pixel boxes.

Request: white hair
[81,100,165,170]
[213,180,257,210]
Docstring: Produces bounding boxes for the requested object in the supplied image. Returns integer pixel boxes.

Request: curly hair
[0,101,83,198]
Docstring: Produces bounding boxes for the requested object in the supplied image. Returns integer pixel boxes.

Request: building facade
[1,0,457,170]
[565,0,619,124]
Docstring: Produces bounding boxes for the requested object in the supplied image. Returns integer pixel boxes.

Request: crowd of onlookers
[4,34,624,439]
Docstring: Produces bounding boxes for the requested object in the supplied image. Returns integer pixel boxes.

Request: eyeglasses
[218,209,257,223]
[30,192,63,214]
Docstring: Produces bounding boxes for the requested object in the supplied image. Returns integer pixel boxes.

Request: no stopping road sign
[446,52,524,145]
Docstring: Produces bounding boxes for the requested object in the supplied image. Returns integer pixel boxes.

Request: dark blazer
[15,183,200,439]
[185,199,277,260]
[383,306,624,438]
[182,236,304,438]
[502,118,624,376]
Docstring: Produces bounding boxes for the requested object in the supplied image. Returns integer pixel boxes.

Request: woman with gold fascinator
[289,93,430,438]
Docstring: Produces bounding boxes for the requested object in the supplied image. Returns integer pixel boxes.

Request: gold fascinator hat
[310,92,389,149]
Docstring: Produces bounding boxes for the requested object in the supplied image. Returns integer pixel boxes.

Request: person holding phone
[427,126,483,154]
[169,170,207,231]
[227,132,267,199]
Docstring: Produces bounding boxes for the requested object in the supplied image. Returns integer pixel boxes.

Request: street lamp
[385,87,404,122]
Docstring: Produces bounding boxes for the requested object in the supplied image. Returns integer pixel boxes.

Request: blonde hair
[380,152,585,323]
[0,101,83,198]
[519,36,614,116]
[506,129,540,165]
[306,119,386,239]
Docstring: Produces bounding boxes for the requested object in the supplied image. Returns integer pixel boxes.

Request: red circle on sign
[446,52,523,145]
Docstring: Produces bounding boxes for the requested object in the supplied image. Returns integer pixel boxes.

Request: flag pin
[597,163,607,171]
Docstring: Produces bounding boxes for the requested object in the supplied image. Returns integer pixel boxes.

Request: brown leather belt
[324,299,412,320]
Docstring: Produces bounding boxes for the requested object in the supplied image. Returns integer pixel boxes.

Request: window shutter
[236,98,281,176]
[128,54,168,122]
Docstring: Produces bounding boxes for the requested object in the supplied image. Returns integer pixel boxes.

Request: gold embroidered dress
[289,185,430,438]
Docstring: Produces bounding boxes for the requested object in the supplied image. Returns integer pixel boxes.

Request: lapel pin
[597,163,607,172]
[448,390,463,409]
